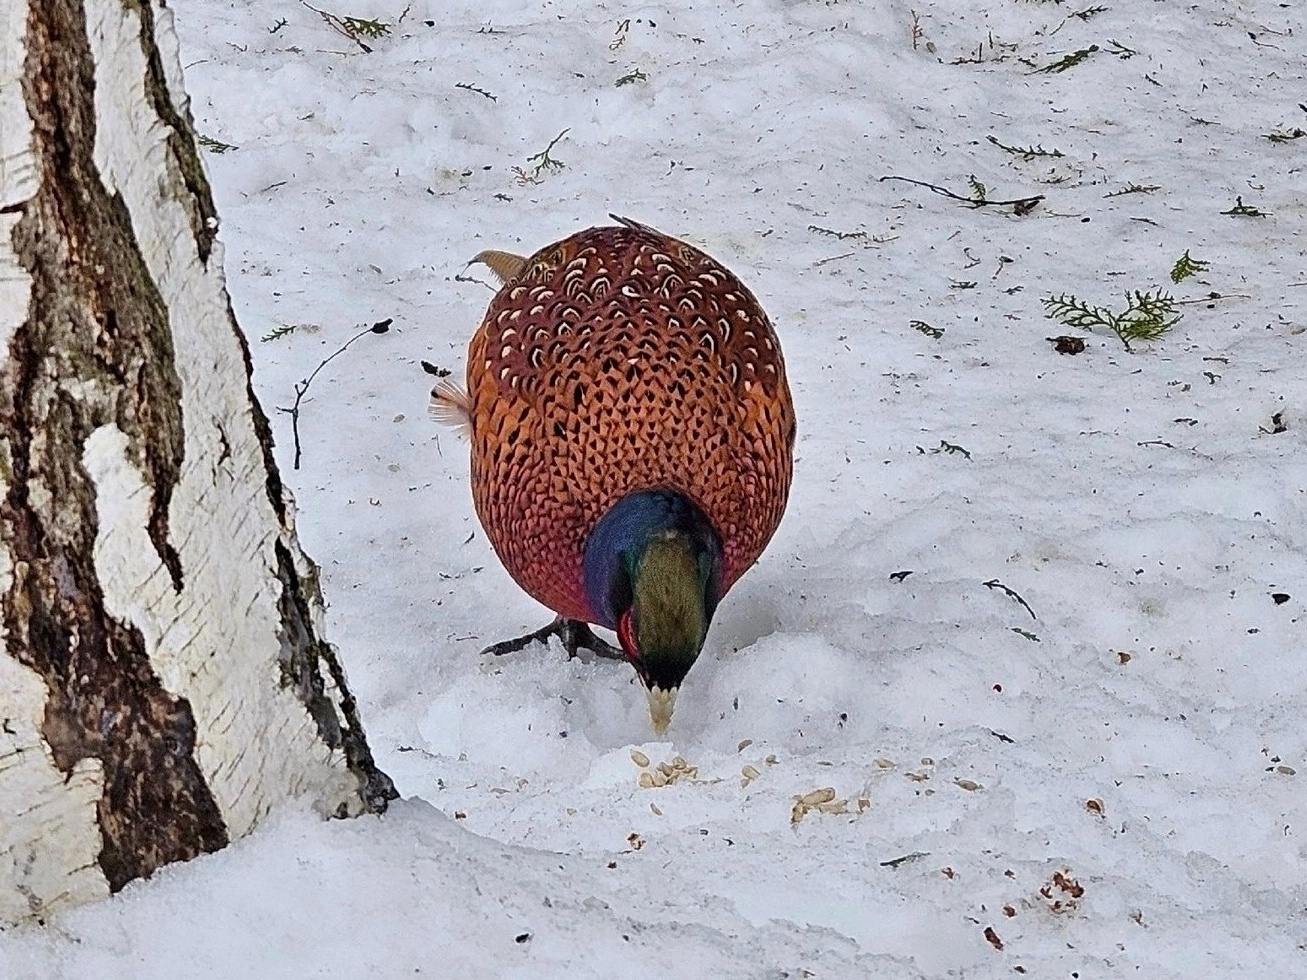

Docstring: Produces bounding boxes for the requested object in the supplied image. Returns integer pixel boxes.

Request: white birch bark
[0,0,393,925]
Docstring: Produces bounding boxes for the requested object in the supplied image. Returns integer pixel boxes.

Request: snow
[5,0,1307,975]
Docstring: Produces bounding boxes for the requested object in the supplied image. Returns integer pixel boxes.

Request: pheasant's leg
[481,618,625,661]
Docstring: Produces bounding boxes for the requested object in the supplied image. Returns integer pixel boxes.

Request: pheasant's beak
[646,685,679,735]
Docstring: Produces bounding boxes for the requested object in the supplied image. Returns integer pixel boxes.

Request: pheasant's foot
[481,618,626,661]
[559,620,626,661]
[480,620,563,658]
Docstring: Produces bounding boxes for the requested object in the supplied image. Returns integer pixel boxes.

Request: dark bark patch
[2,0,222,890]
[227,295,287,523]
[274,541,397,814]
[123,0,219,264]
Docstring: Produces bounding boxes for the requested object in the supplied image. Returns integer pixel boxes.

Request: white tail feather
[429,379,472,438]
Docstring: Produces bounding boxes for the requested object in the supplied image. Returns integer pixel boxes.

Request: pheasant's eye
[617,609,640,661]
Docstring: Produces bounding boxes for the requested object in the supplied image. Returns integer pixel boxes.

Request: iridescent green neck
[630,533,708,679]
[582,489,723,700]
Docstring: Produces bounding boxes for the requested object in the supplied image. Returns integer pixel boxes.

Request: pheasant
[434,216,795,733]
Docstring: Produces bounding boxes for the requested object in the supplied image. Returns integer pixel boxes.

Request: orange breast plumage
[456,217,795,624]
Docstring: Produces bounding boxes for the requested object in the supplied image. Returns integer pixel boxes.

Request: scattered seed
[857,797,871,812]
[875,758,895,769]
[1276,765,1296,776]
[799,787,837,806]
[741,764,761,787]
[1085,798,1106,815]
[636,753,701,787]
[790,787,848,825]
[955,778,982,791]
[650,803,663,816]
[765,754,778,766]
[737,738,753,752]
[984,926,1004,950]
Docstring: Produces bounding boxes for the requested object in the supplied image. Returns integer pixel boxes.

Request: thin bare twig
[278,319,391,469]
[880,175,1044,214]
[1173,293,1250,306]
[812,251,855,267]
[301,0,373,52]
[984,579,1037,620]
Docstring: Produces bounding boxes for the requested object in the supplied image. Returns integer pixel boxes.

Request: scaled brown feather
[459,220,795,624]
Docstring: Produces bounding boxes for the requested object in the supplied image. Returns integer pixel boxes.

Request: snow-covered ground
[5,0,1307,975]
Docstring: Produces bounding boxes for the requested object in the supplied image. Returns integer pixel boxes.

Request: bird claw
[481,618,626,661]
[479,622,560,658]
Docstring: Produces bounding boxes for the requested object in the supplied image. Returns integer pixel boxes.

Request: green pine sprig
[341,16,390,38]
[986,135,1065,160]
[1032,45,1098,74]
[1042,290,1182,350]
[198,133,238,153]
[1169,250,1209,284]
[261,323,298,343]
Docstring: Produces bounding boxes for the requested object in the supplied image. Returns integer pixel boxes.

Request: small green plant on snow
[513,129,569,184]
[341,16,390,38]
[1042,290,1182,351]
[1169,250,1209,284]
[198,133,238,153]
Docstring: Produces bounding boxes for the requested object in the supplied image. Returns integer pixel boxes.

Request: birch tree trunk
[0,0,395,924]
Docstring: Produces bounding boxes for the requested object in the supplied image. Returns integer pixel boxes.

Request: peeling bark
[0,0,393,922]
[6,0,219,889]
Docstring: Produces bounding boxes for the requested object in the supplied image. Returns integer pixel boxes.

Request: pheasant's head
[617,532,719,733]
[584,491,722,734]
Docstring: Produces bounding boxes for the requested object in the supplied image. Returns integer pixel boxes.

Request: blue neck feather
[582,490,723,629]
